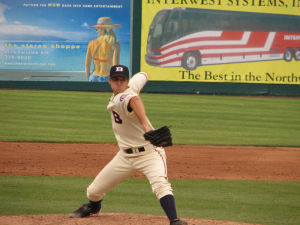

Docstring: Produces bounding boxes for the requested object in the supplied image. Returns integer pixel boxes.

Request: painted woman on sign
[86,17,121,82]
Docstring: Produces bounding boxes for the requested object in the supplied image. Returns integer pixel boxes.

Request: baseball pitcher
[70,65,187,225]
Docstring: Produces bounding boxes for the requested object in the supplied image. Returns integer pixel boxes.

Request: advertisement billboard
[141,0,300,85]
[0,0,131,81]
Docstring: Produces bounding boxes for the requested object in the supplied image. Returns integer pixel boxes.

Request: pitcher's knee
[87,183,106,202]
[152,179,173,199]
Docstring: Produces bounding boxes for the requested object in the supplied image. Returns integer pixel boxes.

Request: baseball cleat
[70,202,100,218]
[170,218,188,225]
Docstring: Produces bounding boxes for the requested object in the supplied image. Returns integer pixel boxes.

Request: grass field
[1,89,300,225]
[1,89,300,146]
[1,176,300,225]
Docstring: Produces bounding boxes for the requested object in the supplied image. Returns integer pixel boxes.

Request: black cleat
[70,202,101,218]
[170,218,188,225]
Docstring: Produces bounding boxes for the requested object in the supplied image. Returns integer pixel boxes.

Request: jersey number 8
[112,111,122,124]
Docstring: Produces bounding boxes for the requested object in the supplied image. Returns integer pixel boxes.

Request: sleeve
[128,72,148,94]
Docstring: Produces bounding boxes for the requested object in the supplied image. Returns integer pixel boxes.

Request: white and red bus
[145,8,300,70]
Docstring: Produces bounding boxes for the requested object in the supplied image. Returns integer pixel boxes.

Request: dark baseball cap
[110,65,129,79]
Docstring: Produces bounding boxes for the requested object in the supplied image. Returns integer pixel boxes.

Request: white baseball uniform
[87,72,173,201]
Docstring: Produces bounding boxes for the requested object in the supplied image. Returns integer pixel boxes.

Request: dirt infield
[0,213,260,225]
[1,142,300,225]
[1,142,300,181]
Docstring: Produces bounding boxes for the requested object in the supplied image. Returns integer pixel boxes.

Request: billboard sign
[141,0,300,85]
[0,0,131,81]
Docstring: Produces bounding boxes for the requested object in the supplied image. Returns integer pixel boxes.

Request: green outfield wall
[1,80,299,96]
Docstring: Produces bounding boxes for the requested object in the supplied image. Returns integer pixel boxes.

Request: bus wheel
[182,52,200,70]
[294,48,300,61]
[283,48,294,62]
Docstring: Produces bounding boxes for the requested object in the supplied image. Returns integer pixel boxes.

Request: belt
[124,147,145,154]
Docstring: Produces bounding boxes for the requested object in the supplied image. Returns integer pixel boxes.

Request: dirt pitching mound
[0,213,260,225]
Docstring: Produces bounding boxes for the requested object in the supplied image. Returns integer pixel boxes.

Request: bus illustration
[145,8,300,70]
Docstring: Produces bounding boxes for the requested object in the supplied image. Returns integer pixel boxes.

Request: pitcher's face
[109,76,129,94]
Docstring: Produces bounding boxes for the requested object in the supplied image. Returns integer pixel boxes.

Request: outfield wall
[0,0,300,96]
[1,80,300,97]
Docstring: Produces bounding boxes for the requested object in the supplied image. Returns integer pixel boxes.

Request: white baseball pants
[87,146,173,201]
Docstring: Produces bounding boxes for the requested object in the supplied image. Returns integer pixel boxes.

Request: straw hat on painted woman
[89,17,122,29]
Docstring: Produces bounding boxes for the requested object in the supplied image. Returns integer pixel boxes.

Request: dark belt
[124,147,145,154]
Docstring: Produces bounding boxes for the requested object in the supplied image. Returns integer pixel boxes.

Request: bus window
[182,19,189,33]
[147,11,169,50]
[163,10,180,42]
[182,12,203,35]
[166,20,179,35]
[153,24,162,38]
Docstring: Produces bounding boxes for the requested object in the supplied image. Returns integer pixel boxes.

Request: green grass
[1,89,299,225]
[0,175,299,225]
[0,89,300,146]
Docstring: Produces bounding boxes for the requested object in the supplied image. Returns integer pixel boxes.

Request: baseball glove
[144,126,172,147]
